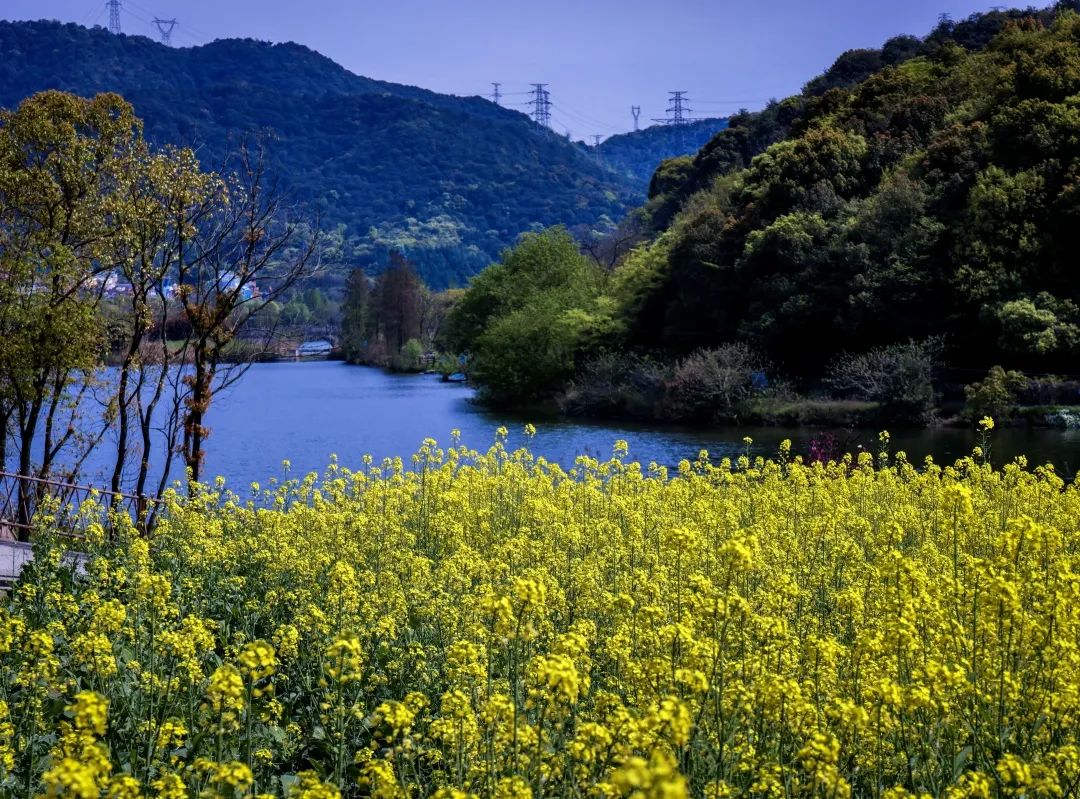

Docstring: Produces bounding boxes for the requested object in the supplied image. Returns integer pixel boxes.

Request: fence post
[0,471,157,541]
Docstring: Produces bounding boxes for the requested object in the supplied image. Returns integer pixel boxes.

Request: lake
[76,361,1080,491]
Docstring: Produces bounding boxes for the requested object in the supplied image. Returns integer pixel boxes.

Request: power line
[81,0,104,25]
[694,100,774,108]
[86,5,106,27]
[548,113,576,139]
[153,17,178,45]
[551,97,622,131]
[125,0,214,43]
[107,0,122,34]
[170,24,208,46]
[549,104,621,134]
[694,97,774,104]
[652,91,694,126]
[527,83,551,128]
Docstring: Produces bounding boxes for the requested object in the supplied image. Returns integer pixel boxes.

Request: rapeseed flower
[0,433,1077,796]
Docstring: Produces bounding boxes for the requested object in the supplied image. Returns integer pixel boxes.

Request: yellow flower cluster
[0,432,1079,798]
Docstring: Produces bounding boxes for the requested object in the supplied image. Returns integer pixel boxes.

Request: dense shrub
[826,338,943,423]
[390,338,425,372]
[964,365,1028,419]
[663,345,770,422]
[559,351,671,419]
[1020,375,1080,406]
[562,346,778,424]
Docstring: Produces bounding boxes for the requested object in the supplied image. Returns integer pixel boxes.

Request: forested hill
[0,20,642,288]
[624,2,1080,374]
[595,118,730,184]
[442,2,1080,417]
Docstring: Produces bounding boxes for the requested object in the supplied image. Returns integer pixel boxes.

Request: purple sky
[6,0,1007,135]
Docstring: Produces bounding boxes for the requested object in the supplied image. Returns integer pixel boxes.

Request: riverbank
[556,386,1080,433]
[347,358,1080,439]
[72,362,1080,491]
[105,338,346,367]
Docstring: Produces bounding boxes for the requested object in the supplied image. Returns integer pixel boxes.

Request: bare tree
[107,146,222,522]
[176,142,319,485]
[0,95,322,534]
[575,216,645,271]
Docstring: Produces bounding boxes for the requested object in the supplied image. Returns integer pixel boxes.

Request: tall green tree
[340,268,371,363]
[0,92,131,524]
[444,228,613,403]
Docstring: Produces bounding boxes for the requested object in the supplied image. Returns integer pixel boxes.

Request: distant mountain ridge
[595,118,730,184]
[0,20,646,288]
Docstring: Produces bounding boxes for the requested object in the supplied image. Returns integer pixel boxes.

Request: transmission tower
[527,83,551,127]
[592,135,602,147]
[154,18,178,45]
[491,82,502,105]
[107,0,122,34]
[631,106,641,132]
[652,91,692,126]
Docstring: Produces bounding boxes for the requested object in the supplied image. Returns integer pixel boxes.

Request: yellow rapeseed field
[4,423,1080,798]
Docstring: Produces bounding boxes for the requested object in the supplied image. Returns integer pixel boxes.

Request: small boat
[295,340,334,360]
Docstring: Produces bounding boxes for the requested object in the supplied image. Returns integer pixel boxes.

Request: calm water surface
[82,361,1080,490]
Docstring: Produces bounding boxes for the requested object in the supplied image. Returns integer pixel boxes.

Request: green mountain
[622,3,1080,374]
[0,20,642,288]
[594,118,729,185]
[445,2,1080,416]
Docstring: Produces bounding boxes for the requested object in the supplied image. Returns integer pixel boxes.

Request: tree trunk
[16,400,42,542]
[0,408,9,475]
[183,348,214,488]
[111,328,144,498]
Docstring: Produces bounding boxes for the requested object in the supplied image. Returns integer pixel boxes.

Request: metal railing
[0,471,155,541]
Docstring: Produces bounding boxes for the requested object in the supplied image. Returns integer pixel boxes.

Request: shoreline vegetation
[0,90,319,515]
[338,244,1080,432]
[7,430,1080,797]
[4,2,1080,797]
[347,354,1080,433]
[363,6,1080,437]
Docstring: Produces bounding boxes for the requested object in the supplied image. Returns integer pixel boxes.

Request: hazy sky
[5,0,1010,135]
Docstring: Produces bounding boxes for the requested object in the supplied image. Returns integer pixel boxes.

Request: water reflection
[78,361,1080,490]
